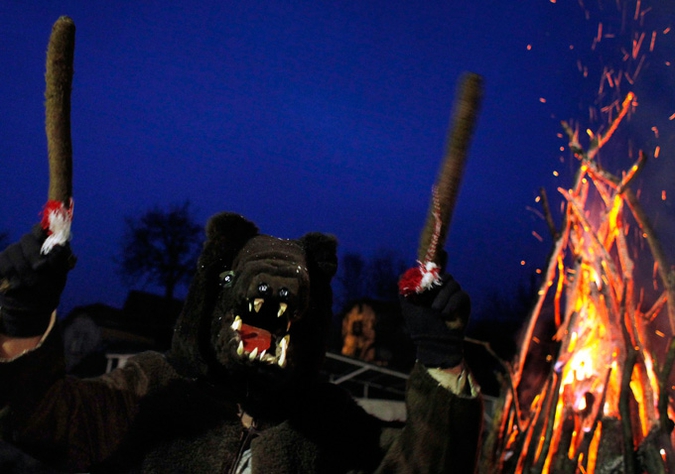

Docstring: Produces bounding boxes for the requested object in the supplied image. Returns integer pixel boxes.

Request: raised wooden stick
[45,16,75,205]
[417,72,483,265]
[0,17,76,292]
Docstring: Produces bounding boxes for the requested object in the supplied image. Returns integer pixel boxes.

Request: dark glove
[399,274,471,369]
[0,224,73,337]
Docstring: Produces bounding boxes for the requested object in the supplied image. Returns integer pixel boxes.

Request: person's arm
[376,361,483,474]
[376,271,483,472]
[0,224,72,342]
[0,312,55,360]
[0,335,42,360]
[0,334,42,360]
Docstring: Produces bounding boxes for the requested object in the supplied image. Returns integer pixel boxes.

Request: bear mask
[169,212,337,413]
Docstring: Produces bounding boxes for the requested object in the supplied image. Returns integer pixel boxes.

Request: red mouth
[240,323,272,353]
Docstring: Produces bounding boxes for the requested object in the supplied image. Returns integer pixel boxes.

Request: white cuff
[427,365,480,398]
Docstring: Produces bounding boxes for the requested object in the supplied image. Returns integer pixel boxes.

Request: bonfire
[487,93,674,473]
[482,2,675,472]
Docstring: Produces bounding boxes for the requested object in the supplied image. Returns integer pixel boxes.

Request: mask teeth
[248,347,259,360]
[231,323,291,368]
[261,352,275,363]
[230,295,293,367]
[277,335,290,368]
[246,298,289,318]
[231,316,242,331]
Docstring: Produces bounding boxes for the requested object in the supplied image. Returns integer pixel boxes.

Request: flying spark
[650,31,656,51]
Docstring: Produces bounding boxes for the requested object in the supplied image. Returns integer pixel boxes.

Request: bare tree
[119,202,202,300]
[365,250,407,302]
[335,253,367,308]
[0,231,9,250]
[334,250,407,311]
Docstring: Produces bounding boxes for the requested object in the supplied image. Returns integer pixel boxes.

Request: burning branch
[539,187,560,240]
[619,285,638,474]
[466,336,522,426]
[623,183,675,333]
[587,92,636,160]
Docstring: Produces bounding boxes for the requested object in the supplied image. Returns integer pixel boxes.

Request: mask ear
[300,232,338,279]
[204,212,259,264]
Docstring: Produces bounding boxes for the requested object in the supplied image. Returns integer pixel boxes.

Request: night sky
[1,1,673,321]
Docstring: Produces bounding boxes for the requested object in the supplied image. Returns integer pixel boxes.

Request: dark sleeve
[0,327,172,473]
[376,362,483,474]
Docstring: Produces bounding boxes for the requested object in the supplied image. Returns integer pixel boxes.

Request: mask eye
[258,282,271,296]
[219,271,235,288]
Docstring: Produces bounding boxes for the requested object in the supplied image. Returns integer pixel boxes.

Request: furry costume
[0,212,482,473]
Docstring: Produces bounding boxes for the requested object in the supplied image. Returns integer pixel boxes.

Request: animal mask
[169,212,337,408]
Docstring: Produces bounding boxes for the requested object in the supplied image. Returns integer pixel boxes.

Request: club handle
[45,16,75,205]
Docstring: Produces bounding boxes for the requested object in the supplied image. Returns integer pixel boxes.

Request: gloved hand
[0,224,73,337]
[399,274,471,369]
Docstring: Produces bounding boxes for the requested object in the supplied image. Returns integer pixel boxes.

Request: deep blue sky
[1,1,673,319]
